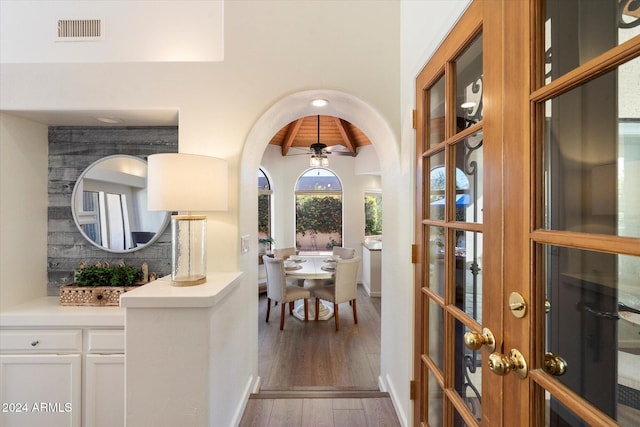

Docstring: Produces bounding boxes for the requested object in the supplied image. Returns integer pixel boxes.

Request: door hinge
[411,244,418,263]
[412,109,417,129]
[410,380,416,400]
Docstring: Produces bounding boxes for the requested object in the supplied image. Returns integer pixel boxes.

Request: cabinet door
[0,354,81,427]
[84,354,124,427]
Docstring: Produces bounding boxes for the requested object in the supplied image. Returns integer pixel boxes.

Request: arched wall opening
[238,89,401,389]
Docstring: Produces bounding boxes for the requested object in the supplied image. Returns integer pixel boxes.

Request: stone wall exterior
[47,126,178,294]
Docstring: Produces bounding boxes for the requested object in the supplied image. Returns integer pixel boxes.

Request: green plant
[295,195,342,236]
[326,237,340,250]
[364,195,382,235]
[258,237,274,245]
[258,194,271,235]
[74,262,144,287]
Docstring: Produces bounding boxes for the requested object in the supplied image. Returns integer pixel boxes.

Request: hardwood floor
[240,395,400,427]
[239,285,401,426]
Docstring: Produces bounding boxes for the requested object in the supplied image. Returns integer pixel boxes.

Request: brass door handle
[463,327,496,352]
[487,349,528,379]
[544,352,568,376]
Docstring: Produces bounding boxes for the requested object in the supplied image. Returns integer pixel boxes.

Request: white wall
[0,1,224,63]
[0,113,48,309]
[388,1,471,424]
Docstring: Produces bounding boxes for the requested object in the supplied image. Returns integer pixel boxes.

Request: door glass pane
[455,231,483,323]
[454,407,472,427]
[453,132,483,224]
[543,56,640,238]
[542,389,584,427]
[428,226,446,296]
[428,368,444,427]
[455,322,482,423]
[429,298,445,372]
[543,244,640,425]
[429,76,446,148]
[429,152,447,220]
[544,0,640,84]
[456,33,483,130]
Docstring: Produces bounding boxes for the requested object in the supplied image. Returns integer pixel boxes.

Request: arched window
[258,168,273,253]
[295,168,342,254]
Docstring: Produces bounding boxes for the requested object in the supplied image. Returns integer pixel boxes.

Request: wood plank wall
[47,126,178,295]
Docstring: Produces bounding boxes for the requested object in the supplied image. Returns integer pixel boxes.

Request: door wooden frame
[415,0,640,426]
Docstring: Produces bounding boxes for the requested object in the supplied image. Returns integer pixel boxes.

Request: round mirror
[71,155,170,253]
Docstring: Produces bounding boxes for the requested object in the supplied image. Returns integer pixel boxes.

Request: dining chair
[332,246,355,259]
[273,247,297,259]
[306,246,356,289]
[263,255,309,330]
[272,247,304,286]
[311,256,361,331]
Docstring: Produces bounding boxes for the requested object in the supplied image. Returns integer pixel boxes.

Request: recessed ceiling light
[96,117,124,124]
[460,101,476,109]
[311,98,328,107]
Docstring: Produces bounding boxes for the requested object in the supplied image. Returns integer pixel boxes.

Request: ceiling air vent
[57,19,104,41]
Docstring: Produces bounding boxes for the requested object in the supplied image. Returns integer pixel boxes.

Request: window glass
[542,244,640,425]
[258,168,272,252]
[543,57,640,238]
[428,76,446,148]
[364,192,382,236]
[295,168,342,254]
[453,132,483,224]
[545,0,639,84]
[455,33,483,129]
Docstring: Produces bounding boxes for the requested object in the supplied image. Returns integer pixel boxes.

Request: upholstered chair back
[263,255,286,302]
[333,256,360,303]
[332,246,355,259]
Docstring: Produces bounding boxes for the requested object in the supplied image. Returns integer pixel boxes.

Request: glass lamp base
[169,276,207,287]
[171,214,207,287]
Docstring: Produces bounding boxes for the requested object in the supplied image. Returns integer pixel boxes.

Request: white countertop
[0,272,243,326]
[119,272,243,308]
[363,241,382,251]
[0,296,125,327]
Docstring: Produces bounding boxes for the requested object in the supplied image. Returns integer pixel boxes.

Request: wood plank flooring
[240,395,400,427]
[239,285,401,426]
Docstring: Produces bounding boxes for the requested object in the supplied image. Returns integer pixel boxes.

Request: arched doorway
[239,89,400,390]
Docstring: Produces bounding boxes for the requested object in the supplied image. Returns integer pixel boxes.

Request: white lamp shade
[147,153,228,212]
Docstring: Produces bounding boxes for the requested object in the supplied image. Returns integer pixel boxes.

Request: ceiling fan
[301,115,357,166]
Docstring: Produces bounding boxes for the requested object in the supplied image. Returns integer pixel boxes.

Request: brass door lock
[508,292,527,318]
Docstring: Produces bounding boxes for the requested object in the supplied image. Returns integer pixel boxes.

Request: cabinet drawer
[0,329,82,353]
[86,329,125,353]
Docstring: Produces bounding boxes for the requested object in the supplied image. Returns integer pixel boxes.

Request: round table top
[284,256,335,279]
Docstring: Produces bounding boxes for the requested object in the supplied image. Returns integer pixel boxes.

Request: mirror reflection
[71,155,169,253]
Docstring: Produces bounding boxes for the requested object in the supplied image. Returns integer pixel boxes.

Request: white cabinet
[362,242,382,297]
[0,300,125,427]
[0,329,82,427]
[84,354,124,427]
[83,329,124,427]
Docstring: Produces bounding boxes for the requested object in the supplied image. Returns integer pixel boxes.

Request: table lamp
[147,153,228,286]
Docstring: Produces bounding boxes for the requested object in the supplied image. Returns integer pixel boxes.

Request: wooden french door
[414,0,640,426]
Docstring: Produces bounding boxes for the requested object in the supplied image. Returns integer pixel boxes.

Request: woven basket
[59,285,139,306]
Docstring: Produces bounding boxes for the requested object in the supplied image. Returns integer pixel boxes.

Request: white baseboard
[362,281,381,297]
[380,374,409,427]
[231,375,261,427]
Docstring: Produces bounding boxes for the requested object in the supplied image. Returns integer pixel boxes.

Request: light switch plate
[241,235,251,254]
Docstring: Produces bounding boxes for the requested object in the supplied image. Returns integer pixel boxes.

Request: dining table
[283,255,337,321]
